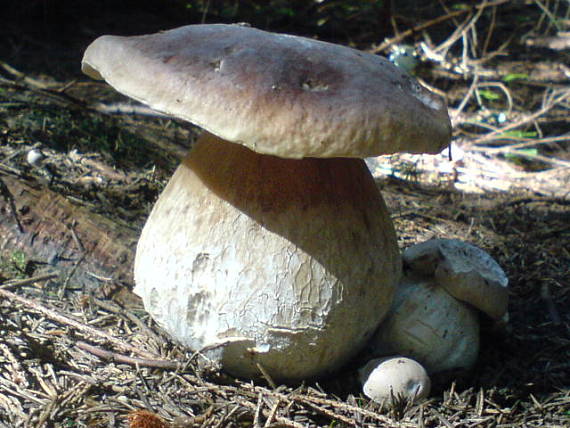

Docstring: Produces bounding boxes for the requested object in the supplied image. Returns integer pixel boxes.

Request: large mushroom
[82,24,451,382]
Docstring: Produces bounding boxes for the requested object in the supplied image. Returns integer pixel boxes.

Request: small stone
[26,149,46,166]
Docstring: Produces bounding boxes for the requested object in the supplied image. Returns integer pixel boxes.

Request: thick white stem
[134,133,401,382]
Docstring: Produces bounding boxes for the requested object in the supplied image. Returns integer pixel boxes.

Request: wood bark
[0,172,137,290]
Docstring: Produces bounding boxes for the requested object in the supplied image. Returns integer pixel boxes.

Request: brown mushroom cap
[82,24,451,159]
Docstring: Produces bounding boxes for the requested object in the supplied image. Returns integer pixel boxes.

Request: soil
[0,1,569,427]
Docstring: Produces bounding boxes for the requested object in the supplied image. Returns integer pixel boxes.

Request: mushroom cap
[359,357,431,403]
[82,24,451,159]
[368,276,480,373]
[403,239,509,320]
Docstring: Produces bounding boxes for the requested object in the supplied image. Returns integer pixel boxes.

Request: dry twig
[0,288,156,359]
[76,341,181,370]
[371,0,510,53]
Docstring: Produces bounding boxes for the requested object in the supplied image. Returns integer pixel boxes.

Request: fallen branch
[468,134,570,152]
[0,173,137,289]
[370,0,510,53]
[0,273,59,289]
[76,341,181,370]
[468,90,570,146]
[92,102,171,119]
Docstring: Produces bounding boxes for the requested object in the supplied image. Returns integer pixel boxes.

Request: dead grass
[0,0,569,427]
[0,183,568,427]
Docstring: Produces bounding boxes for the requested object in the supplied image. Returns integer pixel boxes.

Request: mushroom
[359,357,431,403]
[368,276,480,373]
[81,24,451,382]
[403,239,509,321]
[368,239,508,374]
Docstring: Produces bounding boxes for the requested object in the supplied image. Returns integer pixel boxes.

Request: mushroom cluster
[82,24,451,383]
[367,239,509,374]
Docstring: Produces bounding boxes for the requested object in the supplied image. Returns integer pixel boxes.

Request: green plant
[9,105,150,168]
[0,250,28,280]
[503,73,529,83]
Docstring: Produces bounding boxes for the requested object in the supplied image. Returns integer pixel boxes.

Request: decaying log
[0,172,138,290]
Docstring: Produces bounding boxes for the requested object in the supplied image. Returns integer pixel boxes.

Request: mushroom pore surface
[134,133,401,382]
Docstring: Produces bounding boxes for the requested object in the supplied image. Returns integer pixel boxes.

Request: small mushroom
[82,24,451,382]
[369,276,480,373]
[368,239,508,373]
[403,239,509,320]
[359,357,431,403]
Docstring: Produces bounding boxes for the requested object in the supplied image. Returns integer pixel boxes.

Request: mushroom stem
[134,132,401,382]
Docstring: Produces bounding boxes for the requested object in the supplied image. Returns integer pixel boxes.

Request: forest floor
[0,1,569,427]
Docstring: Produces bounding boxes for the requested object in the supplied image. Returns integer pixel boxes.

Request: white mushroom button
[82,24,451,383]
[359,357,431,403]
